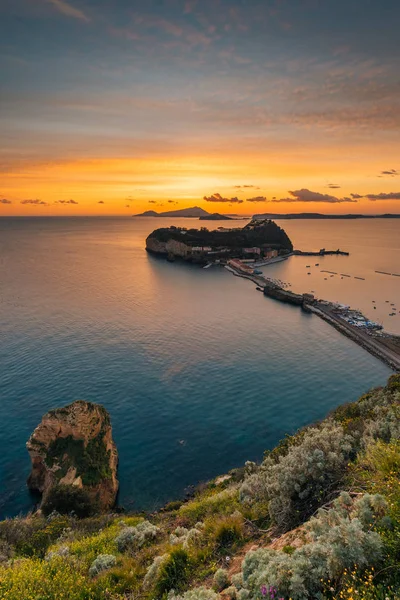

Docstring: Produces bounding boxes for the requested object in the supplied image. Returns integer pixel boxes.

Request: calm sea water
[0,217,394,518]
[266,219,400,335]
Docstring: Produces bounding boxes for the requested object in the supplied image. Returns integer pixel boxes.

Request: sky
[1,0,400,216]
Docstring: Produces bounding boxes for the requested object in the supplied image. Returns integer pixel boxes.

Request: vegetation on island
[45,429,112,487]
[0,375,399,599]
[147,219,294,253]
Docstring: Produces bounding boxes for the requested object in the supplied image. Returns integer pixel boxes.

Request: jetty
[224,263,400,372]
[294,248,349,256]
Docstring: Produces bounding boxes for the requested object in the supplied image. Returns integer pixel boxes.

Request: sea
[0,216,398,518]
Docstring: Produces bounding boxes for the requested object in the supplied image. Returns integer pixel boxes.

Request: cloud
[168,200,178,204]
[204,193,243,204]
[45,0,90,22]
[365,192,400,201]
[247,196,267,202]
[56,199,78,204]
[380,169,398,177]
[326,184,341,189]
[98,201,104,204]
[273,189,357,204]
[0,198,12,204]
[148,200,157,204]
[350,193,363,199]
[234,185,260,189]
[20,199,48,205]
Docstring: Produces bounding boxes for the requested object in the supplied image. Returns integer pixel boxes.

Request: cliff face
[146,219,293,259]
[146,236,190,257]
[27,400,118,510]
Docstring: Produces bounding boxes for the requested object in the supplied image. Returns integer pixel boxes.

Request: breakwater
[224,264,400,371]
[294,249,350,256]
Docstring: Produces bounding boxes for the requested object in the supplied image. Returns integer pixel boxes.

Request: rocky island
[146,218,293,262]
[26,400,118,512]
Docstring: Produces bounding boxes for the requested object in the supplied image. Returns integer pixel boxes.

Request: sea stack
[26,400,118,511]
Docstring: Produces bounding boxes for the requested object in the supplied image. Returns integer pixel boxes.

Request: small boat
[374,307,376,309]
[315,263,319,266]
[308,272,311,275]
[306,265,310,268]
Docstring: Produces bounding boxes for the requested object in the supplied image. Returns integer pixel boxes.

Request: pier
[294,249,350,256]
[224,263,400,372]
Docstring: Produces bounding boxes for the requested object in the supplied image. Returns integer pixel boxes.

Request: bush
[143,554,169,589]
[240,422,355,530]
[41,485,96,518]
[213,568,230,591]
[240,493,386,600]
[89,553,116,577]
[155,548,190,596]
[14,515,70,558]
[115,520,160,552]
[212,514,244,553]
[168,587,218,600]
[170,523,204,550]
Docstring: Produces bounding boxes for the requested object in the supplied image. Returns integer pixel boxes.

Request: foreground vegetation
[0,375,399,599]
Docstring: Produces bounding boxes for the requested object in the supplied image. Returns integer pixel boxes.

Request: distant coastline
[253,212,400,220]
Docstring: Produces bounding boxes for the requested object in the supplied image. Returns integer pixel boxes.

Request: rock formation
[27,400,118,510]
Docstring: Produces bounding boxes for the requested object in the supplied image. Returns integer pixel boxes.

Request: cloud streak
[56,199,78,204]
[204,193,243,204]
[246,196,267,202]
[20,199,48,205]
[273,189,357,204]
[45,0,90,22]
[234,185,260,189]
[380,169,398,177]
[0,198,12,204]
[365,192,400,201]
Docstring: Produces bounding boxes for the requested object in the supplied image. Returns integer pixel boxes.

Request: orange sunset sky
[1,0,400,216]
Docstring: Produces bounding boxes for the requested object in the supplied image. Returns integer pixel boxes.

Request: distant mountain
[136,210,159,217]
[199,213,233,221]
[253,212,400,220]
[134,206,210,218]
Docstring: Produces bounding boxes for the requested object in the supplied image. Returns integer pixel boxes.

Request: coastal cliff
[146,219,293,260]
[26,400,118,510]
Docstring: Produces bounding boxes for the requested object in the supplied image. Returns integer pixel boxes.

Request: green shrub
[89,553,116,577]
[211,514,244,554]
[155,548,190,596]
[41,484,96,518]
[15,515,70,558]
[115,520,160,552]
[168,587,218,600]
[213,568,230,591]
[240,422,355,530]
[170,523,204,549]
[240,493,386,600]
